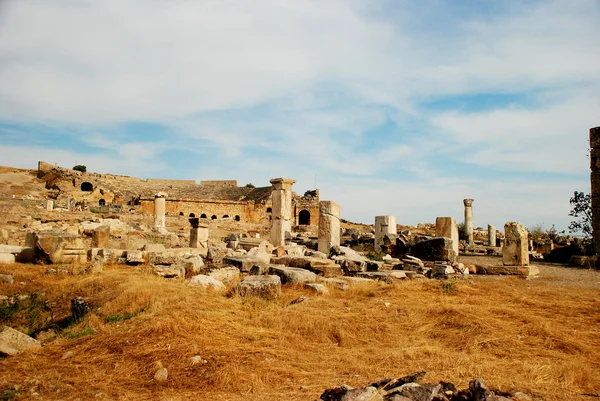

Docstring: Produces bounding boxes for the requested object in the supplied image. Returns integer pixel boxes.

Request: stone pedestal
[46,200,54,211]
[189,217,208,248]
[502,222,529,266]
[591,127,600,254]
[435,217,459,257]
[488,224,496,247]
[269,178,295,247]
[463,199,474,244]
[318,201,341,254]
[91,226,110,248]
[374,216,397,250]
[153,192,168,233]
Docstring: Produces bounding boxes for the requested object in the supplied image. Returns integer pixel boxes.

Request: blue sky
[0,0,599,232]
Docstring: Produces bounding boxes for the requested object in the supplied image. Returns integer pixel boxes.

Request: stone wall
[139,199,269,224]
[200,180,238,187]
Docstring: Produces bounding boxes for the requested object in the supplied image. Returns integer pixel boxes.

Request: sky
[0,0,599,232]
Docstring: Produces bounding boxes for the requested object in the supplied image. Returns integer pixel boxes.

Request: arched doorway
[189,213,195,217]
[299,209,310,225]
[222,215,229,219]
[98,199,106,206]
[179,212,184,216]
[266,207,272,213]
[200,213,207,219]
[211,215,217,220]
[80,182,93,192]
[234,215,240,222]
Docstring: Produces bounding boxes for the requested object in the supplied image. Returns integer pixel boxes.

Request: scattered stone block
[181,254,204,277]
[126,250,146,265]
[270,256,342,277]
[410,237,457,263]
[269,265,317,285]
[304,282,328,295]
[284,245,305,256]
[0,274,14,285]
[0,253,16,264]
[188,275,226,290]
[33,230,86,264]
[333,254,368,274]
[153,264,185,279]
[91,225,110,248]
[319,277,349,291]
[0,326,42,356]
[502,222,529,266]
[142,243,166,253]
[208,266,240,283]
[318,200,341,253]
[435,217,459,257]
[222,255,268,274]
[476,264,539,276]
[236,275,281,299]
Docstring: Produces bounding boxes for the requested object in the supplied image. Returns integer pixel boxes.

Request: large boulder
[0,326,42,356]
[188,275,226,290]
[33,230,86,264]
[0,245,34,263]
[333,254,368,274]
[268,265,317,285]
[223,255,269,274]
[410,237,457,262]
[236,275,281,299]
[208,267,240,283]
[270,256,343,277]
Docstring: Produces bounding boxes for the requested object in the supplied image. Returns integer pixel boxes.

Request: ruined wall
[147,178,197,185]
[139,199,269,223]
[590,126,600,253]
[200,180,238,187]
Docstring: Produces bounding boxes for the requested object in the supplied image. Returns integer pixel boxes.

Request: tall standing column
[590,127,600,254]
[269,178,296,247]
[153,192,168,233]
[318,201,341,253]
[463,199,474,245]
[488,224,496,247]
[374,216,397,250]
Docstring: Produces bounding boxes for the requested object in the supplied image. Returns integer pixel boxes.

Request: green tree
[73,165,87,173]
[245,183,255,188]
[568,191,591,237]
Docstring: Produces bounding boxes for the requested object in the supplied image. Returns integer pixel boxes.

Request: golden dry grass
[1,263,599,400]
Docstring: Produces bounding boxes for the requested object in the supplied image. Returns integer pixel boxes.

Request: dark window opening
[299,209,311,225]
[266,207,272,213]
[200,213,207,219]
[189,213,195,217]
[98,198,106,206]
[222,215,229,219]
[211,215,217,220]
[80,182,93,192]
[179,212,184,216]
[234,215,240,221]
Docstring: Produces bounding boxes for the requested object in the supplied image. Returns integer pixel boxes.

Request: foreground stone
[270,256,343,277]
[476,264,539,277]
[235,275,281,299]
[269,265,317,285]
[33,230,86,264]
[410,237,457,263]
[0,326,42,356]
[188,275,226,290]
[503,222,529,266]
[222,255,268,274]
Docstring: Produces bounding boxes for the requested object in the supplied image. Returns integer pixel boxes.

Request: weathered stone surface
[269,265,317,285]
[435,217,459,257]
[71,297,93,320]
[153,264,185,279]
[188,274,226,290]
[488,224,497,247]
[181,254,204,276]
[320,385,383,401]
[270,178,295,247]
[270,255,343,277]
[238,238,272,253]
[247,248,272,264]
[463,198,474,245]
[208,266,240,283]
[375,215,397,251]
[318,200,341,253]
[502,222,529,266]
[236,275,281,299]
[410,237,457,263]
[222,255,268,274]
[476,264,539,276]
[0,245,34,263]
[189,226,209,248]
[333,254,368,274]
[319,277,349,291]
[208,246,228,264]
[91,225,110,248]
[126,250,146,265]
[0,326,42,356]
[0,274,14,285]
[0,253,16,264]
[304,282,328,295]
[356,272,393,283]
[33,230,86,264]
[284,245,306,256]
[142,243,166,253]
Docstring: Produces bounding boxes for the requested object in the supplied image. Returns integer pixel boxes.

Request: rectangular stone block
[318,201,340,254]
[435,217,459,257]
[375,216,397,249]
[502,222,529,266]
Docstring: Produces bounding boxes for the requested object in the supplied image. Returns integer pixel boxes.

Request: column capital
[463,198,474,207]
[270,178,296,191]
[155,192,168,199]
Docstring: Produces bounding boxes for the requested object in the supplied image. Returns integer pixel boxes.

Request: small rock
[154,367,168,383]
[304,283,328,295]
[61,350,74,359]
[189,355,207,365]
[0,274,14,285]
[289,295,309,306]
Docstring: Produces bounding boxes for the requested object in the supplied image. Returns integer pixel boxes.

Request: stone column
[590,126,600,254]
[189,217,208,248]
[66,198,72,212]
[269,178,296,247]
[463,199,474,244]
[374,216,397,250]
[502,222,529,266]
[488,224,496,247]
[92,226,110,248]
[318,201,341,253]
[153,192,168,233]
[435,217,459,257]
[46,200,54,211]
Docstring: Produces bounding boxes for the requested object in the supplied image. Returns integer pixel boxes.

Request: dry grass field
[1,261,600,401]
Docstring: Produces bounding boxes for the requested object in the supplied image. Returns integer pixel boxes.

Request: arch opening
[222,215,229,219]
[234,215,240,221]
[98,198,106,206]
[80,182,93,192]
[298,209,311,225]
[189,213,195,218]
[200,213,207,219]
[179,212,184,216]
[211,215,217,220]
[266,207,272,213]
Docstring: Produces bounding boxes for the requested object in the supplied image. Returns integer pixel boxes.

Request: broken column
[502,222,529,266]
[488,224,496,247]
[435,217,459,257]
[269,178,295,247]
[374,216,397,251]
[46,200,54,211]
[153,192,168,233]
[463,199,474,244]
[318,201,341,254]
[189,217,208,248]
[590,126,600,254]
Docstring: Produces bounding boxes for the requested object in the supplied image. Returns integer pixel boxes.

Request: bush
[73,165,87,173]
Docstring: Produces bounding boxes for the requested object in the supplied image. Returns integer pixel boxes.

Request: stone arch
[299,209,311,225]
[80,182,93,192]
[200,213,207,219]
[98,198,106,206]
[189,213,195,218]
[211,215,217,220]
[266,207,272,213]
[234,215,240,221]
[179,212,184,216]
[222,214,229,219]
